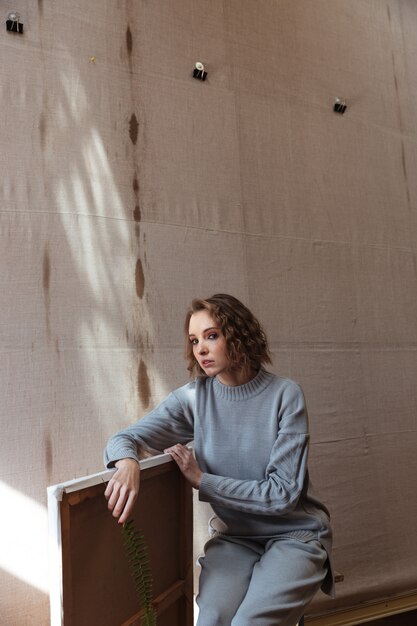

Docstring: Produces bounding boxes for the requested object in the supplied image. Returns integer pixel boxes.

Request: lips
[202,360,214,368]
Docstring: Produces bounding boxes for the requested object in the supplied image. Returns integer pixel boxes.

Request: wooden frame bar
[305,592,417,625]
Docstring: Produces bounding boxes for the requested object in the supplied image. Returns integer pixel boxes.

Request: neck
[216,367,258,387]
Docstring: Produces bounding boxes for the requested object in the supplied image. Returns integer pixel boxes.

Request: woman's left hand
[164,444,202,489]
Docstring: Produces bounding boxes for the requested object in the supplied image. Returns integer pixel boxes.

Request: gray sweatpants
[196,535,328,626]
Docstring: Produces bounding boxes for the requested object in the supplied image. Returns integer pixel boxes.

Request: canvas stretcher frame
[47,454,193,626]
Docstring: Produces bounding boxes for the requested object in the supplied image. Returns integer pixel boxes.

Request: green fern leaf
[121,519,157,626]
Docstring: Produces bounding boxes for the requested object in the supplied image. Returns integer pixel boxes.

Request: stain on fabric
[133,175,141,225]
[38,0,43,14]
[400,141,411,205]
[389,45,409,207]
[387,4,391,23]
[39,112,47,150]
[43,246,51,336]
[137,359,151,408]
[43,247,50,293]
[135,258,145,298]
[45,434,53,478]
[129,113,139,145]
[401,141,408,182]
[393,72,399,95]
[126,25,133,56]
[391,51,399,94]
[133,205,141,222]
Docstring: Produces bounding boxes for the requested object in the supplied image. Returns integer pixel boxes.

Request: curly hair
[184,294,272,377]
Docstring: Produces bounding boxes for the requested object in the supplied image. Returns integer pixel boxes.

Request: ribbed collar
[212,368,273,401]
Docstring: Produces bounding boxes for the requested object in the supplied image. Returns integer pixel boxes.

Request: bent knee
[197,605,234,626]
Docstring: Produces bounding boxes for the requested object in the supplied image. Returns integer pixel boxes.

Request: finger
[165,443,186,452]
[169,450,182,466]
[107,481,124,511]
[164,445,181,454]
[178,452,192,468]
[104,477,118,499]
[118,490,138,525]
[112,487,129,519]
[165,446,182,460]
[171,445,188,460]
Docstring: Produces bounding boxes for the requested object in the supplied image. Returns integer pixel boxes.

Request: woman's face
[188,310,231,381]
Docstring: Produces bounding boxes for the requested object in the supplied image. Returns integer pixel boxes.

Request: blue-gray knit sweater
[104,369,334,595]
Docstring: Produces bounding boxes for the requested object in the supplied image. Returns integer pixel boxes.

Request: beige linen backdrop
[1,1,417,623]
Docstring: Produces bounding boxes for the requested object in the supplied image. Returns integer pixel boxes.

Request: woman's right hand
[104,458,140,525]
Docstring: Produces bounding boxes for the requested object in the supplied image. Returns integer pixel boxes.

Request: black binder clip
[6,12,23,33]
[193,61,207,81]
[334,97,347,114]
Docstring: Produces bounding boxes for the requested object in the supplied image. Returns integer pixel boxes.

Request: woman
[104,294,334,626]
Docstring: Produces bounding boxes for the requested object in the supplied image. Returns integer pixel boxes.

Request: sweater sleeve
[199,382,309,515]
[104,386,195,468]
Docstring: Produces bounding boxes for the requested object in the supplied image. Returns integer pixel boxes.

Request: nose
[198,340,208,355]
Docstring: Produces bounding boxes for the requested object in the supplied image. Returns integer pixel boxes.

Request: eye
[190,338,198,345]
[208,333,218,340]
